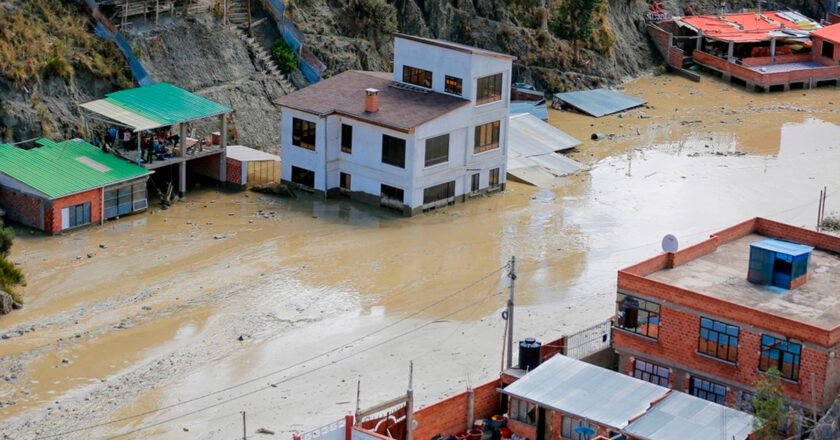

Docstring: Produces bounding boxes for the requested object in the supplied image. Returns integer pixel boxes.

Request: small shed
[748,239,813,289]
[225,145,281,188]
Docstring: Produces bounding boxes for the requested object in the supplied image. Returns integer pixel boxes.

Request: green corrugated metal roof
[0,139,151,199]
[104,82,232,125]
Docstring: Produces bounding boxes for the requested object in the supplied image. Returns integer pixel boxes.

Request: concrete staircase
[230,26,295,93]
[226,0,249,25]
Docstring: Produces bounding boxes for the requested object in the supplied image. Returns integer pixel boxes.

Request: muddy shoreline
[1,74,840,439]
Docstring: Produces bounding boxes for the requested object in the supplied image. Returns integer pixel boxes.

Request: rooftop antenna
[662,234,679,253]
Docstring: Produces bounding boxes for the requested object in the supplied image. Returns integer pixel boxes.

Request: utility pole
[506,256,516,370]
[406,362,414,440]
[242,411,247,440]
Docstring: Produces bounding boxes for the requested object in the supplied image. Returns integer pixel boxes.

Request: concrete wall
[325,114,417,207]
[281,108,328,192]
[393,38,475,99]
[614,218,840,411]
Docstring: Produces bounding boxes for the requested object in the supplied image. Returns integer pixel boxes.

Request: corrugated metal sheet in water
[554,89,646,117]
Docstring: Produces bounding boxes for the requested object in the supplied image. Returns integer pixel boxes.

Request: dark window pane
[382,135,406,168]
[445,75,462,95]
[292,118,316,150]
[341,124,353,153]
[424,134,449,167]
[402,65,432,88]
[476,73,503,105]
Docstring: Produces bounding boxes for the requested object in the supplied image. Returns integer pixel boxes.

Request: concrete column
[727,41,734,61]
[770,38,776,64]
[179,161,186,195]
[219,114,227,183]
[674,369,686,391]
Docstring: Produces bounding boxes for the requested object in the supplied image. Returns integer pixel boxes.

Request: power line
[39,265,508,439]
[103,275,508,439]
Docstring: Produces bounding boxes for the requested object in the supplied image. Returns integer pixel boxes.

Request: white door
[61,207,70,230]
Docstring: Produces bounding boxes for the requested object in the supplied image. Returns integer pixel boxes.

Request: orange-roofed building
[811,23,840,64]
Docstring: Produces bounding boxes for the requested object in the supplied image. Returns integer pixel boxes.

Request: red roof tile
[275,71,471,133]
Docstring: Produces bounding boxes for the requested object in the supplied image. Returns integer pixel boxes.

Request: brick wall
[412,380,502,440]
[540,337,566,363]
[226,158,244,185]
[741,53,813,67]
[190,154,221,181]
[506,419,536,440]
[693,50,840,85]
[45,188,102,234]
[0,188,43,230]
[668,47,684,69]
[614,304,830,408]
[648,23,672,60]
[614,217,840,410]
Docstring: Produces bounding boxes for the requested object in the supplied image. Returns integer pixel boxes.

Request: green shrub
[0,225,13,256]
[44,56,73,83]
[271,40,298,74]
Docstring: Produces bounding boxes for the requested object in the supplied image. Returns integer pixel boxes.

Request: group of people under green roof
[90,127,182,164]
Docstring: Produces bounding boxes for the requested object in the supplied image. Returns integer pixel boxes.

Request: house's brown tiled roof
[274,71,471,133]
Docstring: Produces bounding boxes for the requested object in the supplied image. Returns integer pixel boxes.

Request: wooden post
[156,0,160,27]
[219,114,228,183]
[247,0,252,30]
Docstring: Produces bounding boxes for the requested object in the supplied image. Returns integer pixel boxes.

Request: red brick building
[613,217,840,413]
[0,139,151,234]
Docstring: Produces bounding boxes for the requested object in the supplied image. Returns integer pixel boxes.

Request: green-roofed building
[0,139,152,234]
[79,82,234,195]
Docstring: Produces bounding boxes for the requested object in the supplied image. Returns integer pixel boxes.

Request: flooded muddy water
[1,74,839,439]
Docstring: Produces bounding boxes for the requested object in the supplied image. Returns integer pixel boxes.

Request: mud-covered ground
[1,74,839,439]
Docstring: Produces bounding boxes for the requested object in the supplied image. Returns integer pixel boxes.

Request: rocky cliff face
[289,0,654,92]
[126,15,287,151]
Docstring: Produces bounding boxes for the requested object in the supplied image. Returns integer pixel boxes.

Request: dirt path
[1,74,839,439]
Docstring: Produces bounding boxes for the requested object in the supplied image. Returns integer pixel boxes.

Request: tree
[752,368,789,440]
[552,0,603,64]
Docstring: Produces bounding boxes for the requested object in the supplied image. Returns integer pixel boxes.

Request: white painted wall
[280,36,512,212]
[280,108,327,191]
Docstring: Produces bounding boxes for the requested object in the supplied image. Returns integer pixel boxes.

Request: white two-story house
[276,33,514,215]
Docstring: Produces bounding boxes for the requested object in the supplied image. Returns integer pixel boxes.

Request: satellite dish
[662,234,679,253]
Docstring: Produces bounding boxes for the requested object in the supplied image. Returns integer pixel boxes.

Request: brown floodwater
[1,74,839,439]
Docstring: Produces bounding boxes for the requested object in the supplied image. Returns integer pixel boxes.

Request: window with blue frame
[690,376,726,404]
[759,335,801,381]
[698,318,739,363]
[615,293,660,339]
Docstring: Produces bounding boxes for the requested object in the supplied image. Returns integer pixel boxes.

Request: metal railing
[565,319,612,360]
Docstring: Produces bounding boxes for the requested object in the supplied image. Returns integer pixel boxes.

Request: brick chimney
[365,88,379,113]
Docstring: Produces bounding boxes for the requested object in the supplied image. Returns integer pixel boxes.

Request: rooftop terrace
[647,233,840,329]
